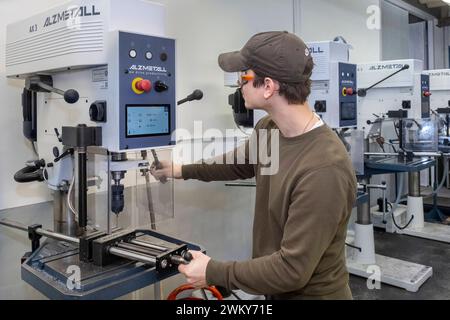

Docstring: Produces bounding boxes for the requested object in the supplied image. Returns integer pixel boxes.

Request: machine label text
[309,46,325,54]
[368,64,405,71]
[129,64,167,73]
[42,5,100,28]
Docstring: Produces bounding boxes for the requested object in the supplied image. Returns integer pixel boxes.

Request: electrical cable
[345,243,362,252]
[384,172,414,230]
[67,171,79,222]
[431,157,449,195]
[31,141,38,158]
[390,198,414,230]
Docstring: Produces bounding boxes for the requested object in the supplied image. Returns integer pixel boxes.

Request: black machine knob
[89,101,107,122]
[154,81,169,93]
[314,101,326,113]
[64,89,79,104]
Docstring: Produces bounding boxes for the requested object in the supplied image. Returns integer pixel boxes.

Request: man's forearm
[182,163,255,182]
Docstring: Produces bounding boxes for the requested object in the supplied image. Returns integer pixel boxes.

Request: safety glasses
[238,71,254,87]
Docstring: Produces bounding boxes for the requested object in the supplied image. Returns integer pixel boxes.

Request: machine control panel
[119,32,175,150]
[421,74,430,118]
[338,62,357,127]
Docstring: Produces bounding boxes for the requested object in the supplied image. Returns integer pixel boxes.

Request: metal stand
[347,190,432,292]
[425,157,446,222]
[398,169,450,243]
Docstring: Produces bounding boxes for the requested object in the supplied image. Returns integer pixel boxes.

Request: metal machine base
[397,223,450,243]
[371,202,450,243]
[346,251,433,292]
[371,205,407,233]
[21,230,201,300]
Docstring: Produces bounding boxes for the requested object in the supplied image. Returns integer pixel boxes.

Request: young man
[151,31,357,300]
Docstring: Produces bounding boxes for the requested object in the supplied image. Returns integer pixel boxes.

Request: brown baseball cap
[218,31,313,83]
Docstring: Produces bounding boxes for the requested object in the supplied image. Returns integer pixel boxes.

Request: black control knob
[154,81,169,93]
[64,89,79,104]
[89,101,107,122]
[314,100,326,113]
[53,146,60,158]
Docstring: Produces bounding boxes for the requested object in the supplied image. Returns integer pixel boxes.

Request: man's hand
[178,251,211,289]
[150,160,182,181]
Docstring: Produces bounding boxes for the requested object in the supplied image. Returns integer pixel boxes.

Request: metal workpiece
[130,239,168,252]
[118,240,192,265]
[37,228,79,244]
[116,242,163,257]
[109,247,157,266]
[0,218,78,243]
[0,218,28,231]
[408,171,421,197]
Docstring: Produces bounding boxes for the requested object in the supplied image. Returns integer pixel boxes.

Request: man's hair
[252,59,314,105]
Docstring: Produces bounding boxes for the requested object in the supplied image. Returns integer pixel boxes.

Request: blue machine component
[21,229,202,300]
[338,62,357,128]
[421,74,430,119]
[361,156,435,178]
[119,32,176,150]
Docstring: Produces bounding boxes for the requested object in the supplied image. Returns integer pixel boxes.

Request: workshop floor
[1,180,450,300]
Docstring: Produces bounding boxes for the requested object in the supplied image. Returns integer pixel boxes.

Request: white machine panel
[357,59,423,89]
[5,0,165,78]
[357,59,431,135]
[6,0,176,156]
[424,69,450,109]
[307,41,357,129]
[307,41,350,81]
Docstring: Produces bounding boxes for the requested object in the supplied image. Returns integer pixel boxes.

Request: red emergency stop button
[423,91,431,97]
[136,79,151,92]
[132,77,152,94]
[342,87,354,96]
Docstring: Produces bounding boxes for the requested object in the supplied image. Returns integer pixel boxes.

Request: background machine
[0,0,202,299]
[358,61,450,245]
[306,45,433,292]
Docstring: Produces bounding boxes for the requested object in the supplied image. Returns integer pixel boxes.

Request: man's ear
[263,78,278,99]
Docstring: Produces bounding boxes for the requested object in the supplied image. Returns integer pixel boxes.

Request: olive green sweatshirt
[182,116,357,300]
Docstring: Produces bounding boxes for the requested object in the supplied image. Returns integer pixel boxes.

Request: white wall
[0,0,68,211]
[446,26,450,69]
[297,0,382,63]
[433,23,445,69]
[381,0,410,60]
[158,0,295,133]
[409,22,427,68]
